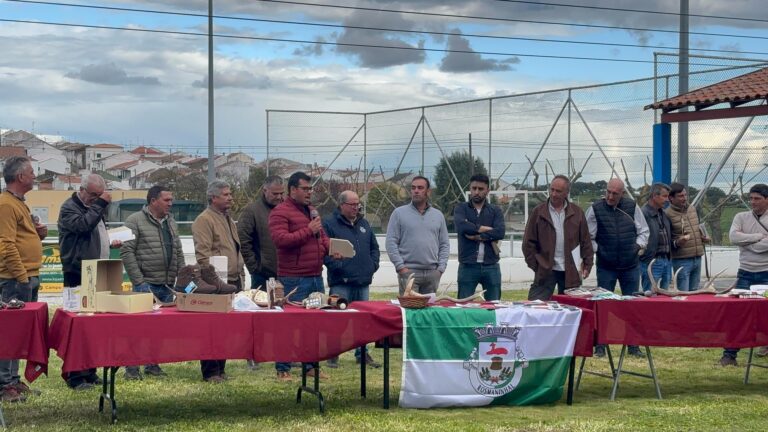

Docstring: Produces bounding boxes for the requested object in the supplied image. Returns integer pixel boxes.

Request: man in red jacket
[269,171,331,381]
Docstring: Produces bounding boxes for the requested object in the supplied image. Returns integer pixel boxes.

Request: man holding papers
[523,175,593,301]
[323,190,380,368]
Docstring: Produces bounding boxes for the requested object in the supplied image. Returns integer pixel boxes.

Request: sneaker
[356,353,381,369]
[594,345,606,358]
[144,365,167,377]
[627,346,646,359]
[276,371,293,382]
[219,373,229,381]
[719,355,738,367]
[204,375,225,383]
[757,346,768,357]
[13,382,41,396]
[247,360,260,371]
[1,385,27,403]
[326,357,339,369]
[72,382,95,391]
[124,367,143,381]
[305,368,329,380]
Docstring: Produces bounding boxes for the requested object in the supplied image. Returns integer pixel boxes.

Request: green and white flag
[400,306,581,408]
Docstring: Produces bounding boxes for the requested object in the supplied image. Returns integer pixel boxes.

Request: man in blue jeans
[323,190,381,369]
[720,184,768,366]
[455,174,506,301]
[121,185,187,380]
[0,156,47,403]
[640,183,673,292]
[666,183,709,291]
[269,171,335,381]
[586,178,649,358]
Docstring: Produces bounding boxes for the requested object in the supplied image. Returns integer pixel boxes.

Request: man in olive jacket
[237,175,284,290]
[523,175,593,300]
[120,185,186,380]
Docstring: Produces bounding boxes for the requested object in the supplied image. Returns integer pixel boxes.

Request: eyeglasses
[342,202,362,209]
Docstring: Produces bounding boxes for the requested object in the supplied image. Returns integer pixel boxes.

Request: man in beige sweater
[720,184,768,366]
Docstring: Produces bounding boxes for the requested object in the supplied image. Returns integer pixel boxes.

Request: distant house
[92,152,139,172]
[57,142,88,170]
[53,175,82,191]
[86,143,124,168]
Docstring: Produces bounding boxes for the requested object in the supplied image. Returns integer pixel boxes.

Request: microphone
[310,208,319,238]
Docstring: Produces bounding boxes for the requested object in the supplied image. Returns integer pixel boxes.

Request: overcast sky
[1,0,767,182]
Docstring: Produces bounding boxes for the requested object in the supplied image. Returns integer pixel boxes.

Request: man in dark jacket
[269,171,331,381]
[120,185,186,380]
[454,174,506,301]
[238,175,284,290]
[640,183,673,292]
[523,175,593,300]
[585,178,649,358]
[58,173,121,389]
[323,190,380,369]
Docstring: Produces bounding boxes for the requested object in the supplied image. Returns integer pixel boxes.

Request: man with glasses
[386,176,450,295]
[455,174,506,301]
[322,190,380,369]
[585,178,648,358]
[269,171,331,381]
[0,156,46,403]
[59,173,121,389]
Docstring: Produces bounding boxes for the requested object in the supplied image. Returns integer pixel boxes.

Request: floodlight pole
[207,0,215,183]
[678,0,690,186]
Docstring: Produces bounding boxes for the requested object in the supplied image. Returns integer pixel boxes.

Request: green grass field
[4,291,768,431]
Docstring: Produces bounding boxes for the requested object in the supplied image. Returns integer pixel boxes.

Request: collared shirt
[474,206,485,263]
[585,202,650,252]
[548,200,568,271]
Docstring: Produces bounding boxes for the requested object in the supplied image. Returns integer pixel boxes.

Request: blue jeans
[672,256,702,292]
[133,282,175,303]
[723,269,768,359]
[0,277,40,385]
[457,263,502,301]
[329,284,370,359]
[640,258,672,292]
[276,276,324,373]
[597,264,640,296]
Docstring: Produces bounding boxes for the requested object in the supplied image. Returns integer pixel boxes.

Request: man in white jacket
[720,183,768,366]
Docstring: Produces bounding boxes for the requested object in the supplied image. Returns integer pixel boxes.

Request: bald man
[585,178,649,358]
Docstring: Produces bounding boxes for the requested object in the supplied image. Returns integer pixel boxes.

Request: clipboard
[329,238,356,258]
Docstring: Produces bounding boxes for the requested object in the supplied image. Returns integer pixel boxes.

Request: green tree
[433,150,487,216]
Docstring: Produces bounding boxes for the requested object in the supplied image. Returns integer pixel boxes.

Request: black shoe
[326,357,339,369]
[719,355,738,367]
[594,345,606,358]
[627,346,645,358]
[72,382,95,391]
[124,367,143,381]
[144,365,167,377]
[356,353,381,369]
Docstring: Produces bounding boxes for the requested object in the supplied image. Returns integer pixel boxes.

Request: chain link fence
[267,54,768,243]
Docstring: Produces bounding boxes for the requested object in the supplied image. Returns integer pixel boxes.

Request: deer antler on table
[398,274,430,309]
[648,258,734,296]
[433,282,486,303]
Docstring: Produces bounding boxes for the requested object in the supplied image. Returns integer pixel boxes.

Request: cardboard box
[176,292,234,313]
[80,259,124,312]
[96,291,154,314]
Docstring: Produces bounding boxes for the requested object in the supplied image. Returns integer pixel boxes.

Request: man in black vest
[586,178,649,358]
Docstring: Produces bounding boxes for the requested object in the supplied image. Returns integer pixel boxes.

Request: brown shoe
[13,381,41,396]
[305,368,329,379]
[356,353,381,369]
[276,371,293,382]
[204,375,226,383]
[1,385,27,403]
[757,346,768,357]
[719,356,738,367]
[199,265,237,294]
[175,264,217,294]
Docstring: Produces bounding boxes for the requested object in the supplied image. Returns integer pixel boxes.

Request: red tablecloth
[0,302,48,382]
[352,301,595,358]
[48,303,404,372]
[553,295,768,348]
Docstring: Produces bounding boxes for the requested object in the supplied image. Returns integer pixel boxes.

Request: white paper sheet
[108,226,135,242]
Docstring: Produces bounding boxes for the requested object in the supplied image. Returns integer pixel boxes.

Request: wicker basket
[398,295,429,309]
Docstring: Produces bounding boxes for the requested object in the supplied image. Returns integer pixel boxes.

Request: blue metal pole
[653,123,671,184]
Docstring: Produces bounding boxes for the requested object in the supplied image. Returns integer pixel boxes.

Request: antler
[432,282,486,303]
[650,259,732,296]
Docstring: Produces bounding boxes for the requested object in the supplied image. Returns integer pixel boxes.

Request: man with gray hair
[322,190,380,368]
[0,156,46,403]
[192,179,245,383]
[640,183,673,292]
[59,173,121,389]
